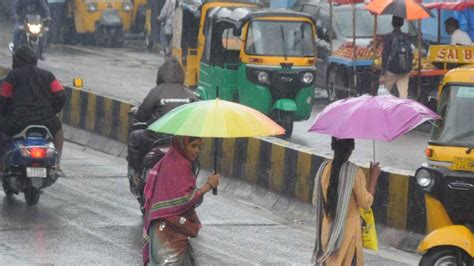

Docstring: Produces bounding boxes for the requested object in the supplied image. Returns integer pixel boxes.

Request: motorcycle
[9,14,49,58]
[127,108,171,214]
[1,126,59,206]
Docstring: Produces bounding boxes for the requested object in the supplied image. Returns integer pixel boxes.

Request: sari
[143,137,203,265]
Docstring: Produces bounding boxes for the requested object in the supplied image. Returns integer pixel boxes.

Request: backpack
[387,34,413,74]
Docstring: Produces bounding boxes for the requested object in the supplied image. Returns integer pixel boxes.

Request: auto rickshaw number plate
[452,157,474,171]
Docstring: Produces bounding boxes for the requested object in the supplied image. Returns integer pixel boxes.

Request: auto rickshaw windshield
[245,20,315,57]
[432,85,474,146]
[334,8,412,38]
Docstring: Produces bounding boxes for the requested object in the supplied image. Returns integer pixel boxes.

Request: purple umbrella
[309,95,440,141]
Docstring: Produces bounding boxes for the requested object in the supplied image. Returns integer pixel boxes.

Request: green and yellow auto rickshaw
[415,66,474,265]
[196,7,317,138]
[172,0,260,87]
[63,0,133,46]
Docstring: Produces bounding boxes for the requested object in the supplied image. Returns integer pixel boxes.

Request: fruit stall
[326,42,379,99]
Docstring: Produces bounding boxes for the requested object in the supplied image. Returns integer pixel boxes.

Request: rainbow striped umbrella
[148,99,285,138]
[148,99,284,195]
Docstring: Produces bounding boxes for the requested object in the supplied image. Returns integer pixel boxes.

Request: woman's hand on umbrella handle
[370,162,381,179]
[206,174,220,195]
[368,162,381,196]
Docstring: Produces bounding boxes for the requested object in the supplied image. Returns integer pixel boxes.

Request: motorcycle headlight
[122,2,132,11]
[416,168,434,189]
[87,3,97,12]
[302,72,314,84]
[28,23,42,34]
[257,71,269,84]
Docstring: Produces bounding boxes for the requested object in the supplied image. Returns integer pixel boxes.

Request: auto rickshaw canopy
[431,65,474,148]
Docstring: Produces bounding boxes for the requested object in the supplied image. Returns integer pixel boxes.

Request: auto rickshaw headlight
[302,72,314,84]
[416,168,434,189]
[122,2,132,11]
[257,71,269,84]
[87,3,98,12]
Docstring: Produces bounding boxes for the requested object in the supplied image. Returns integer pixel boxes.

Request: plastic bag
[360,207,378,251]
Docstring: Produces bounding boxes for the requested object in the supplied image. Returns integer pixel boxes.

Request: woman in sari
[143,136,219,265]
[312,137,380,266]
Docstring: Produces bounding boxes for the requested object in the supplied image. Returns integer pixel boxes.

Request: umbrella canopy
[424,1,474,11]
[308,95,440,141]
[148,99,285,138]
[366,0,433,20]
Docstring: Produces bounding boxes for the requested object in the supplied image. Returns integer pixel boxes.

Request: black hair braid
[324,138,355,221]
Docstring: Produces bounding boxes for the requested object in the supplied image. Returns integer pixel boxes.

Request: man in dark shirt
[380,16,411,99]
[0,46,65,171]
[128,57,199,182]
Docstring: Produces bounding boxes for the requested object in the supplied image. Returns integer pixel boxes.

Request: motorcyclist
[11,0,51,59]
[0,45,65,174]
[128,56,199,183]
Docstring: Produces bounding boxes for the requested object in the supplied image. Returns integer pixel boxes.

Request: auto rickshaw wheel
[111,29,124,48]
[274,111,293,139]
[145,30,154,50]
[420,247,471,266]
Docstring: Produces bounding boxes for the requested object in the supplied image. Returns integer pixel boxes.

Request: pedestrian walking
[312,137,380,266]
[47,0,66,44]
[158,0,176,55]
[380,16,413,99]
[142,136,220,265]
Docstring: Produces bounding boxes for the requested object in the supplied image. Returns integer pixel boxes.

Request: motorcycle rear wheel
[24,186,41,206]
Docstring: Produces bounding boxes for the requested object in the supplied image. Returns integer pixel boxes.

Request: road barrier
[200,138,426,237]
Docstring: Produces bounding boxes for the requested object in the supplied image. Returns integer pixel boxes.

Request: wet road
[0,142,421,264]
[0,19,428,173]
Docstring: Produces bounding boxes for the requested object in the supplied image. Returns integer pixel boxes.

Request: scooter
[1,126,59,206]
[127,108,170,214]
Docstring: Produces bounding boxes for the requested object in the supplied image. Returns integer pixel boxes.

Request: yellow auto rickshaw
[172,0,260,87]
[415,65,474,265]
[63,0,133,47]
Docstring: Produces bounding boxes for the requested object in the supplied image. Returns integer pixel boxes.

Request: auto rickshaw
[172,0,260,87]
[63,0,133,46]
[196,7,317,138]
[415,65,474,265]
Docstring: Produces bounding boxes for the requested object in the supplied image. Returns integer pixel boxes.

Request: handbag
[359,207,378,251]
[163,209,201,237]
